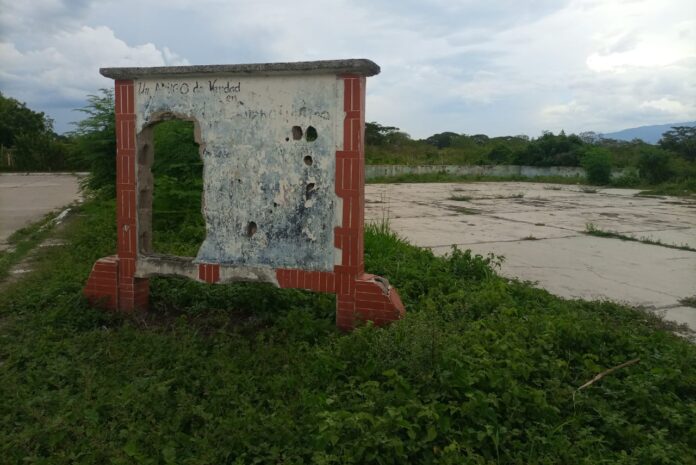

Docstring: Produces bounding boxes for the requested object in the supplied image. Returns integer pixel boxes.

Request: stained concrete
[134,73,343,270]
[0,173,83,251]
[366,182,696,331]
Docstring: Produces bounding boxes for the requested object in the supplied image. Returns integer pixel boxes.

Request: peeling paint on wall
[135,75,342,271]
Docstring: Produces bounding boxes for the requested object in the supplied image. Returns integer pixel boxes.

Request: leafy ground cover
[1,199,695,464]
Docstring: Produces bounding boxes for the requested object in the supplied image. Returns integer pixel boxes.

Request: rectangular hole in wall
[151,120,205,257]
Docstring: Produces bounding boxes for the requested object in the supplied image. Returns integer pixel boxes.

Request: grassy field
[1,198,695,464]
[366,171,696,197]
[366,172,591,186]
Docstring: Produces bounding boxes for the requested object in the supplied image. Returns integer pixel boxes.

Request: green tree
[365,122,401,146]
[513,131,585,167]
[637,147,674,184]
[425,132,460,149]
[0,91,70,171]
[659,125,696,161]
[581,147,612,184]
[487,145,512,164]
[70,89,116,194]
[0,92,50,149]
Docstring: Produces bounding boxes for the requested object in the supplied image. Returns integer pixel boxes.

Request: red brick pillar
[114,80,149,310]
[84,80,149,311]
[334,75,404,330]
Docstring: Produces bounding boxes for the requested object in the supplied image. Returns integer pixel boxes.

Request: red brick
[119,258,135,279]
[343,78,353,116]
[351,78,360,112]
[126,81,134,114]
[343,117,352,152]
[198,264,206,281]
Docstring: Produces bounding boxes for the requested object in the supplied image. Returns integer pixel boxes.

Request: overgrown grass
[636,179,696,197]
[366,171,696,196]
[584,223,696,252]
[0,211,58,280]
[367,172,589,185]
[1,199,695,464]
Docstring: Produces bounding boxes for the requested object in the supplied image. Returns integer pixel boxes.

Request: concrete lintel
[100,59,380,80]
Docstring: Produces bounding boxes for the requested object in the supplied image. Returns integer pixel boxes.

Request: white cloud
[0,25,188,109]
[0,0,694,136]
[640,97,692,116]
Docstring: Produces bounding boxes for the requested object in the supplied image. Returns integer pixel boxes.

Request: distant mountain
[600,122,696,144]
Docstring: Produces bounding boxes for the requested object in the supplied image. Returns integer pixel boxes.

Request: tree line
[1,90,694,188]
[366,122,696,185]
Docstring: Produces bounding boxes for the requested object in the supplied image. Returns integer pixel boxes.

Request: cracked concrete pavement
[366,182,696,331]
[0,173,84,251]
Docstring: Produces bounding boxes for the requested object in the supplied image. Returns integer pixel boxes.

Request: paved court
[366,182,696,331]
[0,173,83,251]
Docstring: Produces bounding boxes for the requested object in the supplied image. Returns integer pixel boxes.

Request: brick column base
[84,256,149,311]
[336,273,405,331]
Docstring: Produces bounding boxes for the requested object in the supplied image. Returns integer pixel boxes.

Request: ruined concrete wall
[134,75,342,271]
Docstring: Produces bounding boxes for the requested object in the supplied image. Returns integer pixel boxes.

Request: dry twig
[574,358,640,399]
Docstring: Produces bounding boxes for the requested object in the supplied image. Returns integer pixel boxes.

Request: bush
[70,89,116,195]
[610,170,640,187]
[638,148,675,184]
[487,145,512,164]
[581,148,612,184]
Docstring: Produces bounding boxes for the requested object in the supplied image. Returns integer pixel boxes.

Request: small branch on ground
[574,358,640,399]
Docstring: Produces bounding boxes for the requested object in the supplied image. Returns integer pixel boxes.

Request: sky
[0,0,694,138]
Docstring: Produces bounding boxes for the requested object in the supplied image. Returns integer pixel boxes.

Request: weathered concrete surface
[135,74,342,270]
[366,182,696,331]
[0,173,83,251]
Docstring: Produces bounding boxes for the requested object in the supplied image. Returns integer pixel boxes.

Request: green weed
[584,223,696,252]
[0,199,695,464]
[0,211,59,280]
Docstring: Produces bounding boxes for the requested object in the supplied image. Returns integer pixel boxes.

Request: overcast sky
[1,0,694,138]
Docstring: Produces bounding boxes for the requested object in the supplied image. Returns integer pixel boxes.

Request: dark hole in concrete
[304,155,313,166]
[292,126,303,140]
[306,183,316,199]
[246,221,257,237]
[306,126,318,141]
[285,137,290,142]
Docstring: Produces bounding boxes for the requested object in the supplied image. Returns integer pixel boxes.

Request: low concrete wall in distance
[365,164,628,180]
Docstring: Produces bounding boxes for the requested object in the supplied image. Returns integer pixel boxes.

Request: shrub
[637,147,675,184]
[610,169,640,187]
[581,147,612,184]
[487,145,512,164]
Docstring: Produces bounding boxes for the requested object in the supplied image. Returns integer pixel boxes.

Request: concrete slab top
[100,59,380,80]
[366,182,696,332]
